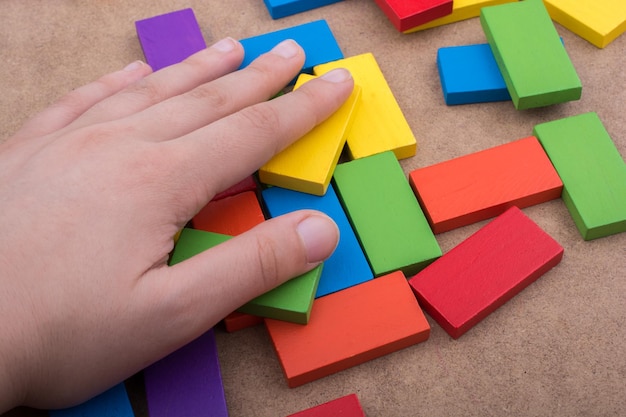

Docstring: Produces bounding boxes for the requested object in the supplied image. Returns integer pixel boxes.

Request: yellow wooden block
[544,0,626,48]
[403,0,518,34]
[314,53,417,160]
[258,73,362,196]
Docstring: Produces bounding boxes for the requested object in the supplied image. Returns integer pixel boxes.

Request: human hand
[0,38,352,411]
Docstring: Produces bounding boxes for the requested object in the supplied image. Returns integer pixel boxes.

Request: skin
[0,37,353,411]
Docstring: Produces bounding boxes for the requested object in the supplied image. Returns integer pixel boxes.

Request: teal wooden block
[533,112,626,240]
[171,228,321,324]
[332,151,442,276]
[480,0,582,109]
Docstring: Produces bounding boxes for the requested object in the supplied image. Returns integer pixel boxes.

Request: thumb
[145,210,339,340]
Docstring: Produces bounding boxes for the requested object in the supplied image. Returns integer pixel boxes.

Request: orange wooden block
[408,136,563,234]
[265,271,430,388]
[223,311,264,333]
[192,191,265,236]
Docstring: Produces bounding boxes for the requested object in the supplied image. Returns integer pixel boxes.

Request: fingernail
[211,37,237,53]
[123,60,144,72]
[271,39,300,59]
[296,215,339,264]
[320,68,352,83]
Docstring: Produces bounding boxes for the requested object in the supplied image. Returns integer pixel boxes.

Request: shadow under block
[192,191,265,236]
[403,0,517,33]
[544,0,626,48]
[239,20,343,74]
[263,0,344,19]
[314,54,417,160]
[223,311,264,333]
[287,393,365,417]
[143,330,228,417]
[333,151,442,276]
[261,185,373,298]
[135,8,206,72]
[170,228,321,324]
[480,0,582,109]
[408,136,563,234]
[259,74,362,196]
[533,112,626,240]
[49,383,134,417]
[409,206,564,339]
[437,43,510,105]
[266,271,431,388]
[373,0,453,32]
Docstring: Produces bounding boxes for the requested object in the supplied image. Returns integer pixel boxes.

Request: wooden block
[533,112,626,240]
[144,330,228,417]
[223,311,264,333]
[314,54,417,160]
[266,271,431,388]
[259,74,362,196]
[404,0,517,33]
[408,136,563,234]
[437,43,510,105]
[239,20,343,74]
[135,8,206,72]
[409,206,564,339]
[212,175,258,201]
[171,228,322,324]
[480,0,582,109]
[287,393,365,417]
[263,0,344,19]
[192,191,265,236]
[373,0,453,32]
[49,383,133,417]
[544,0,626,48]
[333,151,442,276]
[261,185,373,298]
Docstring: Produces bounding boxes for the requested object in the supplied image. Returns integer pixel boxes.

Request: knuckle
[239,104,282,137]
[186,85,232,109]
[121,77,163,105]
[254,234,283,289]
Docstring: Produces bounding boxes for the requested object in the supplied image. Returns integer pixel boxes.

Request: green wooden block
[332,151,442,277]
[480,0,582,110]
[533,112,626,240]
[170,228,321,324]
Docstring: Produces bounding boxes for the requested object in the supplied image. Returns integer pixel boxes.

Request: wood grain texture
[409,136,563,234]
[408,206,564,339]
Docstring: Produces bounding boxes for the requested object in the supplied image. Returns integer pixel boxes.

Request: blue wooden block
[437,38,566,105]
[263,0,344,19]
[239,20,343,74]
[144,329,228,417]
[437,43,510,105]
[135,8,207,71]
[262,185,374,297]
[49,383,134,417]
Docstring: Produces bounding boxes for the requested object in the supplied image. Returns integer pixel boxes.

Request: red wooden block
[287,393,365,417]
[212,175,258,201]
[223,311,263,333]
[265,271,430,388]
[408,206,564,339]
[373,0,453,32]
[409,136,563,234]
[192,191,265,236]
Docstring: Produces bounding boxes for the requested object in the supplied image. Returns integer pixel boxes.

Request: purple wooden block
[144,329,228,417]
[135,8,207,71]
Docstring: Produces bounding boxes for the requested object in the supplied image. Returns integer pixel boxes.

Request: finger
[172,67,354,202]
[67,38,245,131]
[125,39,306,142]
[9,61,153,142]
[139,211,339,341]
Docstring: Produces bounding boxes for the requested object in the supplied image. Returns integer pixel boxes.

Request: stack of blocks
[52,2,626,415]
